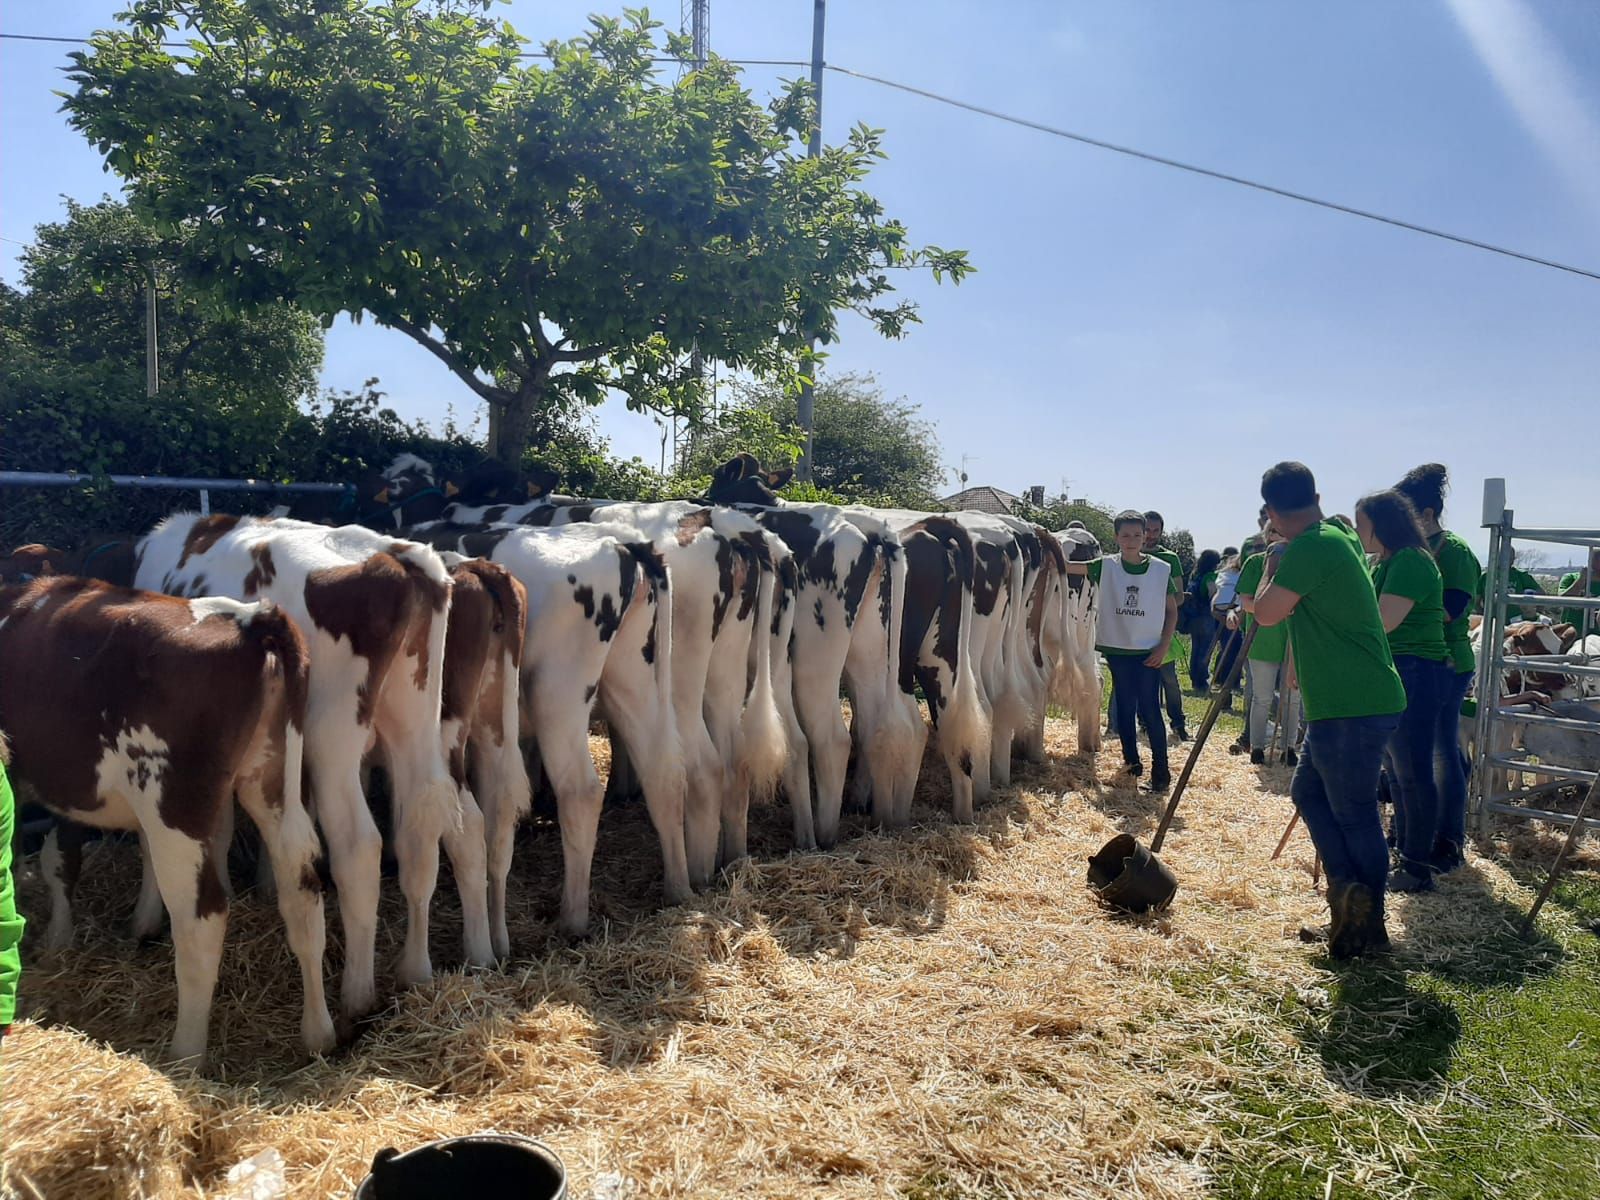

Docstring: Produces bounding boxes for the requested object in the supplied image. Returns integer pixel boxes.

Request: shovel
[1089,623,1259,913]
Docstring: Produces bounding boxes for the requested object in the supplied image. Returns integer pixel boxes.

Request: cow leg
[776,674,817,851]
[895,697,929,827]
[469,725,529,959]
[438,781,493,966]
[235,774,337,1056]
[131,831,168,940]
[682,723,725,888]
[41,826,78,950]
[307,743,383,1022]
[601,689,693,908]
[604,730,641,806]
[793,668,851,849]
[134,796,229,1065]
[537,699,607,937]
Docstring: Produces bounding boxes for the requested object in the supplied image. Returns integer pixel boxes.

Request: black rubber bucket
[354,1133,566,1200]
[1087,833,1178,913]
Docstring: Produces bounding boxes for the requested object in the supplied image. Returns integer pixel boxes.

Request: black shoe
[1145,772,1172,793]
[1284,749,1298,767]
[1123,760,1143,778]
[1388,866,1434,894]
[1171,726,1189,743]
[1431,840,1465,874]
[1300,880,1349,944]
[1229,739,1249,756]
[1249,748,1266,766]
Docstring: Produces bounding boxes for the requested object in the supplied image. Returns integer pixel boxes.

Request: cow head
[706,454,794,506]
[1505,623,1569,695]
[0,544,70,584]
[356,453,454,528]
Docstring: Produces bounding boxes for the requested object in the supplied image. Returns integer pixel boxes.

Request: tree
[65,2,971,467]
[676,372,944,507]
[1,198,324,545]
[1011,497,1117,548]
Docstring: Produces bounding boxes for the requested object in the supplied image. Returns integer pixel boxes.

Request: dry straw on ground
[1,718,1591,1199]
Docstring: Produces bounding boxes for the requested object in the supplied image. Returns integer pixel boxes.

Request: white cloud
[1446,0,1600,217]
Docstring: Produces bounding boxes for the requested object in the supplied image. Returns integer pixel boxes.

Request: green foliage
[1161,527,1196,579]
[1,199,325,546]
[675,373,944,508]
[64,1,971,465]
[1012,497,1118,547]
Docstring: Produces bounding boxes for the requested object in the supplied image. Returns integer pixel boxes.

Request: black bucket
[354,1133,567,1200]
[1087,833,1178,913]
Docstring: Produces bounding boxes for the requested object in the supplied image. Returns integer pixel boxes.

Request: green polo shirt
[1088,554,1181,657]
[1236,552,1286,664]
[1149,546,1184,665]
[1558,571,1599,630]
[1372,547,1449,662]
[1271,519,1405,722]
[1429,530,1481,674]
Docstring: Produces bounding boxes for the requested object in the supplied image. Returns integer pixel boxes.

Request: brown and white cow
[135,515,477,1022]
[1,538,139,587]
[0,577,334,1063]
[407,520,689,936]
[1052,526,1104,753]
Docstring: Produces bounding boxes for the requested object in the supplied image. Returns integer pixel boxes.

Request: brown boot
[1332,882,1390,959]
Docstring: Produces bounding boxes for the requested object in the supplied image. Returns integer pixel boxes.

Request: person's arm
[1378,593,1415,633]
[1252,546,1300,625]
[1560,571,1588,598]
[1442,589,1472,622]
[1146,591,1178,667]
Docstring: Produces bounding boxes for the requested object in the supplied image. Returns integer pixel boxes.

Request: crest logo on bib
[1125,584,1139,610]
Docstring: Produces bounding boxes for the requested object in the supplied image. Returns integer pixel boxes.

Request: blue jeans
[1386,655,1452,877]
[1434,669,1473,861]
[1292,712,1401,892]
[1189,614,1219,690]
[1106,653,1170,777]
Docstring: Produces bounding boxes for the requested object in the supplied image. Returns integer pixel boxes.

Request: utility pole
[145,273,159,396]
[680,0,711,460]
[796,0,826,481]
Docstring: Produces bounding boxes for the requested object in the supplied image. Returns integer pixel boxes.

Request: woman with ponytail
[1394,463,1481,873]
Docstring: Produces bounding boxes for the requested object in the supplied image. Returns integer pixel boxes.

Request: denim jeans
[1189,614,1219,690]
[1291,712,1402,892]
[1247,658,1301,750]
[1433,668,1474,861]
[1386,655,1451,876]
[1106,653,1169,777]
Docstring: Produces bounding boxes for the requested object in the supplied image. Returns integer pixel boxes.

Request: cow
[406,520,689,936]
[435,555,530,958]
[1053,526,1104,753]
[135,514,478,1023]
[704,456,967,832]
[0,576,334,1063]
[1,538,139,586]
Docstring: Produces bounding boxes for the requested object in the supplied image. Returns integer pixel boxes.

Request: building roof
[941,485,1022,515]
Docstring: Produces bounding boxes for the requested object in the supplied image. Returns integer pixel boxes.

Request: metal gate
[1471,478,1600,836]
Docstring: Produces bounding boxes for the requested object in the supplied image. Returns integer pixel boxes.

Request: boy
[1070,511,1180,790]
[1252,463,1404,959]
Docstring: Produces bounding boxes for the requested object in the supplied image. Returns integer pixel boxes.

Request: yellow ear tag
[373,487,391,505]
[444,480,460,497]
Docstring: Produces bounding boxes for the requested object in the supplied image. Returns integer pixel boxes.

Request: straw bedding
[1,717,1591,1199]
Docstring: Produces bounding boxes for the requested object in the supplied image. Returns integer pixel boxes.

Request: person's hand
[1144,643,1168,667]
[1225,609,1240,631]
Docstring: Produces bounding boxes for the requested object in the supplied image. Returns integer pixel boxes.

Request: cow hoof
[303,1014,338,1057]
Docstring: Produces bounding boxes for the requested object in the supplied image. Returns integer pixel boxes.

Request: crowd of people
[1082,461,1520,960]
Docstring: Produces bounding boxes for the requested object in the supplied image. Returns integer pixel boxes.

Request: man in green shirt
[1476,565,1542,621]
[1143,511,1190,742]
[1237,534,1300,766]
[1253,462,1404,960]
[1558,550,1600,632]
[0,740,22,1045]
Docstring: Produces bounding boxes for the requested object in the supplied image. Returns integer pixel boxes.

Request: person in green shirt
[1143,511,1190,741]
[1,738,22,1046]
[1253,463,1403,960]
[1186,547,1224,692]
[1356,489,1453,893]
[1237,532,1302,766]
[1395,463,1482,873]
[1068,510,1181,791]
[1558,549,1600,632]
[1476,565,1542,621]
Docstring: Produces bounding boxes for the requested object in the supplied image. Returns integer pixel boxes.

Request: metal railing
[1472,478,1599,836]
[0,470,351,517]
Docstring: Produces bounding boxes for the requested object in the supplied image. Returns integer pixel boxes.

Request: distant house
[941,485,1023,515]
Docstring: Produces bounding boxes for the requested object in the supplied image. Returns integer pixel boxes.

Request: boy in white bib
[1067,510,1181,789]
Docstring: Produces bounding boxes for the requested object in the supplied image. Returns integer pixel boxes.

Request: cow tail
[246,602,312,816]
[738,551,786,802]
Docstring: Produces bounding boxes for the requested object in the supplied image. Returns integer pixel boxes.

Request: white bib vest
[1096,554,1171,651]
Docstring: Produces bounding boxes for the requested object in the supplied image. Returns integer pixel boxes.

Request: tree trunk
[486,377,543,467]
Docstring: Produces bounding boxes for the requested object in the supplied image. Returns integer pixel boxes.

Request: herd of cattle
[0,452,1106,1063]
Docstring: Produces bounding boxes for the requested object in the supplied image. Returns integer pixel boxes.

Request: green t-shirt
[1372,547,1449,662]
[1150,547,1184,664]
[1089,554,1181,657]
[1476,566,1542,621]
[1271,520,1405,722]
[1237,552,1285,664]
[1429,530,1481,674]
[0,761,22,1028]
[1558,571,1599,630]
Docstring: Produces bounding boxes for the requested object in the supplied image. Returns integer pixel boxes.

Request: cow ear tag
[444,480,460,498]
[373,487,391,505]
[527,480,544,498]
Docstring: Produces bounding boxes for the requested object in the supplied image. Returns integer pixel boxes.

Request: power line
[0,30,805,66]
[826,64,1600,285]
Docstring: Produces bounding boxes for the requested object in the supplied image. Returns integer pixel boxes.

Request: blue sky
[4,1,1598,559]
